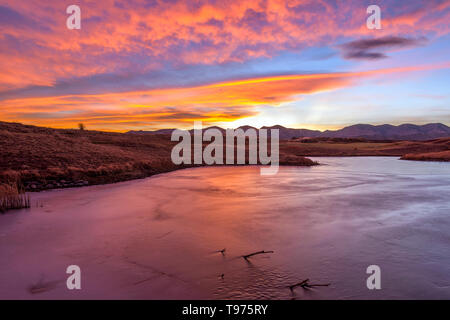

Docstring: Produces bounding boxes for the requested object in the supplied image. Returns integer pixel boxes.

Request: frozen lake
[0,157,449,299]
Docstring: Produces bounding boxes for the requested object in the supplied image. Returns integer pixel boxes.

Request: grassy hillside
[281,137,450,157]
[0,122,184,191]
[0,122,316,192]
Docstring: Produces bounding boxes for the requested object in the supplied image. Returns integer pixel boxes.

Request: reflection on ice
[0,157,449,299]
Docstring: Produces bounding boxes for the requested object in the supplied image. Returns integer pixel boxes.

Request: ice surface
[0,157,449,299]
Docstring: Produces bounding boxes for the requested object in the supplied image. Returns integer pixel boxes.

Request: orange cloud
[1,0,449,91]
[1,64,445,131]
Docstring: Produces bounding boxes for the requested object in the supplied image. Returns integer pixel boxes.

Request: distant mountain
[321,123,450,140]
[261,125,322,140]
[127,128,176,135]
[127,123,450,141]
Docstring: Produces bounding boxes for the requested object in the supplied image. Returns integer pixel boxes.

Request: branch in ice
[288,279,309,291]
[288,279,331,291]
[242,250,274,260]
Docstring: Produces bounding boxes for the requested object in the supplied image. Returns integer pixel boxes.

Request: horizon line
[2,120,449,134]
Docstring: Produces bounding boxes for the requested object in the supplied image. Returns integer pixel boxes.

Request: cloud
[0,64,442,130]
[0,0,449,129]
[340,36,427,60]
[0,0,448,91]
[0,5,51,32]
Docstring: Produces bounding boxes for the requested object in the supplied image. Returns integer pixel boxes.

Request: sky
[0,0,449,131]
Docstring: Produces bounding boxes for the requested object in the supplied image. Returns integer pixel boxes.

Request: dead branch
[288,279,330,291]
[306,283,331,287]
[288,279,309,291]
[242,250,274,260]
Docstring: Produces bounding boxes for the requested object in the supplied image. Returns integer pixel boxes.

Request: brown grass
[281,137,450,157]
[0,122,317,195]
[0,180,30,213]
[400,150,450,162]
[0,121,182,190]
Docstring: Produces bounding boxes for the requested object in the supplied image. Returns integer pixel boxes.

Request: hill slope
[0,121,316,191]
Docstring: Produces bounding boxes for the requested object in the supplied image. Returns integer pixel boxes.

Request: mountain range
[128,123,450,141]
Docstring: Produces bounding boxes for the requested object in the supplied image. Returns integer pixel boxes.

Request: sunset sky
[0,0,449,131]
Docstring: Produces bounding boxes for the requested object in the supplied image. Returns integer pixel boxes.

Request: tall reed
[0,181,30,213]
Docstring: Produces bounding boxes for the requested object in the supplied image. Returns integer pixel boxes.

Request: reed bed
[0,181,30,213]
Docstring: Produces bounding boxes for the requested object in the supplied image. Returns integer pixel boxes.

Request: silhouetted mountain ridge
[128,123,450,141]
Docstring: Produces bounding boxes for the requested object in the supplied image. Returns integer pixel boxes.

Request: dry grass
[0,121,317,195]
[0,121,181,190]
[0,180,30,213]
[281,137,450,157]
[401,150,450,161]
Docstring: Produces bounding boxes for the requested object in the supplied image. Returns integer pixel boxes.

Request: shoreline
[22,160,320,193]
[22,154,450,195]
[14,154,450,194]
[400,150,450,162]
